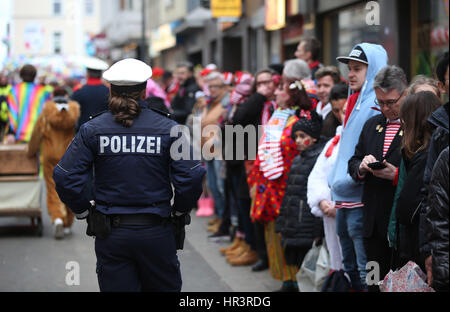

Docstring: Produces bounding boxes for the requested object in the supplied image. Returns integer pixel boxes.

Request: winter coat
[426,147,449,291]
[232,92,271,158]
[275,138,327,248]
[171,77,200,125]
[419,102,449,258]
[307,126,342,217]
[392,149,429,270]
[348,114,403,238]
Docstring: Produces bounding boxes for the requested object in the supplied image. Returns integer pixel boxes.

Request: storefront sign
[265,0,286,31]
[150,22,180,56]
[211,0,242,18]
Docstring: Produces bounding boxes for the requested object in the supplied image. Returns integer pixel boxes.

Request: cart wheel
[36,217,43,237]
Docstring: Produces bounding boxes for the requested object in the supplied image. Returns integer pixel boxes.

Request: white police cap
[102,58,152,86]
[83,56,109,71]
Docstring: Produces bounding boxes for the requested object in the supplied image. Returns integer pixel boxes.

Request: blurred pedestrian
[425,146,449,292]
[295,37,323,78]
[329,43,388,291]
[419,51,449,286]
[275,110,326,290]
[321,83,348,139]
[314,66,341,120]
[27,87,80,239]
[201,72,228,234]
[408,75,441,98]
[231,68,279,272]
[389,92,441,273]
[0,74,11,142]
[4,64,52,143]
[171,62,200,125]
[247,77,312,292]
[307,101,347,273]
[71,57,109,132]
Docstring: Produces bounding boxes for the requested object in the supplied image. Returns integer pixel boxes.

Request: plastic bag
[379,261,435,292]
[297,241,331,292]
[315,242,331,288]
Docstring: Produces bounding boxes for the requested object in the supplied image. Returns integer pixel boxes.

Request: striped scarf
[258,108,296,180]
[7,82,52,142]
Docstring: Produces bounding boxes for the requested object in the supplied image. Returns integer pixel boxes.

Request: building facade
[11,0,103,57]
[146,0,448,80]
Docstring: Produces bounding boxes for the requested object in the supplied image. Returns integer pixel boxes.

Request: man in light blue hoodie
[328,43,388,291]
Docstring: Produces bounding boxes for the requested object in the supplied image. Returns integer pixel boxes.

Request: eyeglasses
[375,91,405,108]
[256,80,273,87]
[208,84,225,90]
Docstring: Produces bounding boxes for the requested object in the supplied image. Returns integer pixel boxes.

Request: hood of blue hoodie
[328,43,388,202]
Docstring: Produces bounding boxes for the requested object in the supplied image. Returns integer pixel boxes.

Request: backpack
[321,270,351,292]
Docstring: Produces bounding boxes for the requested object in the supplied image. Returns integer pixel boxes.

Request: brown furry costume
[27,99,80,227]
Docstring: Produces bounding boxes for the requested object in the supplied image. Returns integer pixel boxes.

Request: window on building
[53,32,62,54]
[120,0,133,10]
[86,0,94,16]
[53,0,62,16]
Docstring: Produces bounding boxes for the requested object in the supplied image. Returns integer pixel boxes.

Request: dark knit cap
[291,110,323,140]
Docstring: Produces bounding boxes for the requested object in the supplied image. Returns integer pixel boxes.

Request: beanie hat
[291,110,323,140]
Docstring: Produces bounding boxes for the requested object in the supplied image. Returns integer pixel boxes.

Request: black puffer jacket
[394,149,428,270]
[170,77,200,125]
[275,138,326,248]
[419,103,449,258]
[426,147,449,292]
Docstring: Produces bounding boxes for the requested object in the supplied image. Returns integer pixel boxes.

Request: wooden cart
[0,144,43,236]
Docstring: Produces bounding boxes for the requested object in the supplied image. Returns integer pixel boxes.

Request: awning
[174,7,212,34]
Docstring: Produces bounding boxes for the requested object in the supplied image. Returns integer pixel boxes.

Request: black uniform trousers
[95,223,181,292]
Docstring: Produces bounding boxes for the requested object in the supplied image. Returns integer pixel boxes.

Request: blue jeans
[206,159,225,219]
[336,207,368,291]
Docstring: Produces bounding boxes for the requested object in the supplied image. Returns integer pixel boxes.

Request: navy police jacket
[53,101,205,218]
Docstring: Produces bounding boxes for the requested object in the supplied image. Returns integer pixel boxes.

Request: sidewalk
[185,212,280,292]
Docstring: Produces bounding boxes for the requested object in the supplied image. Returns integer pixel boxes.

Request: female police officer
[53,58,205,292]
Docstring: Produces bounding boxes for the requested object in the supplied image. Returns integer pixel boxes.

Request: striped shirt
[335,201,364,209]
[383,119,401,157]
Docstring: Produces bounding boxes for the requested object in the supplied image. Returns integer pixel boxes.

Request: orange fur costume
[27,99,80,227]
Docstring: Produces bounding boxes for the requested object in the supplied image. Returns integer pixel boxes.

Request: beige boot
[208,217,220,226]
[228,249,259,266]
[207,219,221,232]
[226,242,250,262]
[219,237,242,255]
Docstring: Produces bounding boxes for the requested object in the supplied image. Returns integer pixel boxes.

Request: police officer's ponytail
[109,83,146,128]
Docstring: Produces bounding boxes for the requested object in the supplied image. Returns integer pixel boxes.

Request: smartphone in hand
[368,161,387,170]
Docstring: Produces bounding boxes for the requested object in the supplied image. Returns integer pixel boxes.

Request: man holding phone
[348,65,408,291]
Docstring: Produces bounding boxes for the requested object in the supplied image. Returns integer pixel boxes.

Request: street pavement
[0,199,279,292]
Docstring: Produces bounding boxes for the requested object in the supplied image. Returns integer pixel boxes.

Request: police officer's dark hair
[20,64,37,83]
[109,83,146,128]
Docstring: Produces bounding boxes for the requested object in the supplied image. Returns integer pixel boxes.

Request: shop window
[322,1,397,77]
[412,0,449,77]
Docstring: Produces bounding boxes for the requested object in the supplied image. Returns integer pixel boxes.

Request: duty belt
[111,214,169,227]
